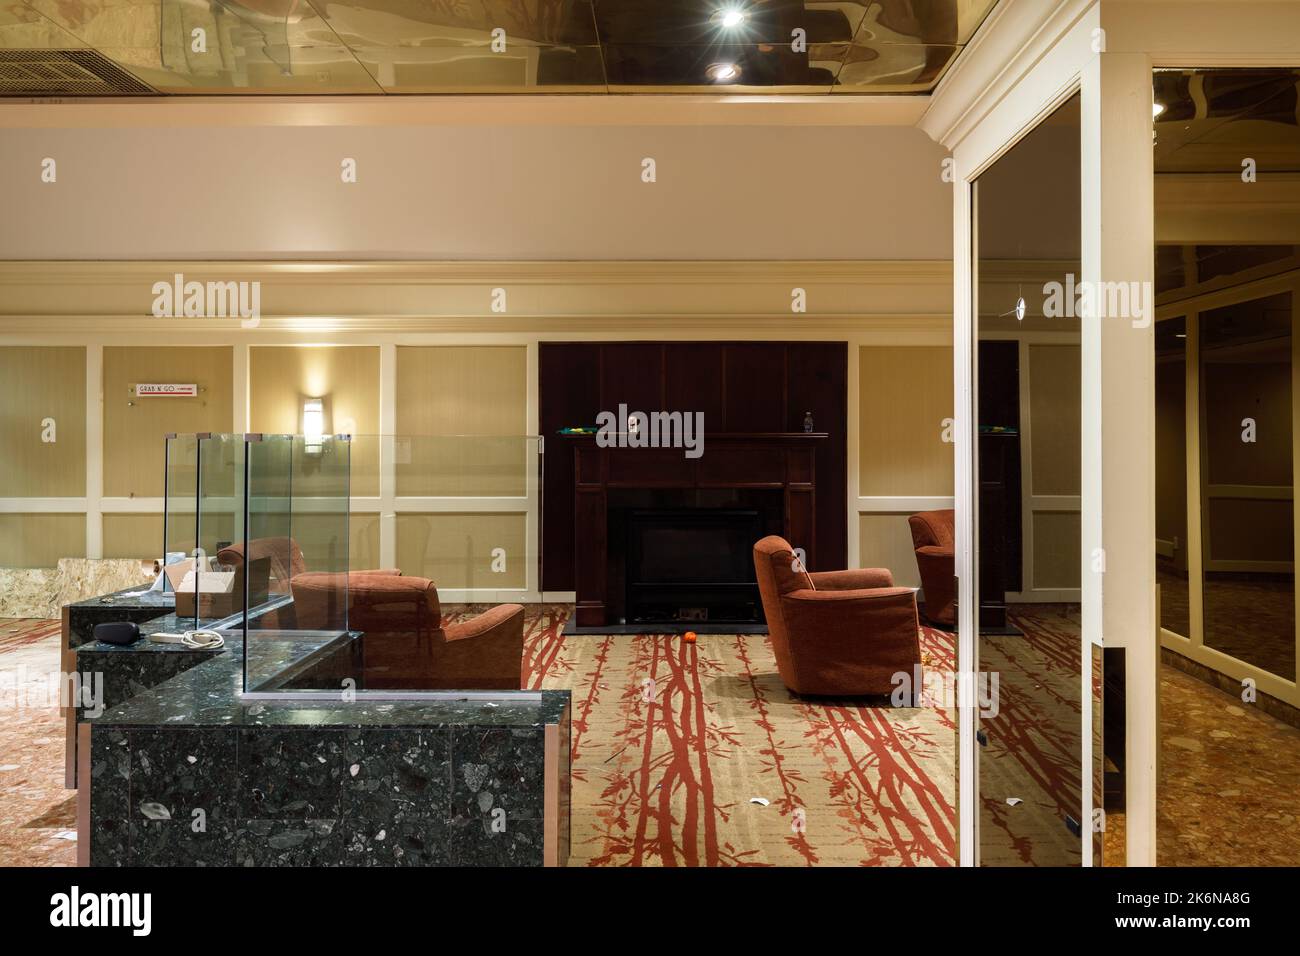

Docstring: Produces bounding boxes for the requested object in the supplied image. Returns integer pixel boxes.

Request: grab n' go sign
[135,384,197,398]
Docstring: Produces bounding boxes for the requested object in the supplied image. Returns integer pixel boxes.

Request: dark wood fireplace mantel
[568,432,824,628]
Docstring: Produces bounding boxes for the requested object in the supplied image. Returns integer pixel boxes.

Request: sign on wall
[135,384,198,398]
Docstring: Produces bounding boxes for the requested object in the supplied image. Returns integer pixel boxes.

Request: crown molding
[0,259,955,333]
[919,0,1095,150]
[0,259,952,284]
[0,94,930,130]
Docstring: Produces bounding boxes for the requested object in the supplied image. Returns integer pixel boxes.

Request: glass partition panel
[163,434,200,629]
[1199,292,1296,679]
[243,434,352,694]
[973,91,1085,866]
[164,434,199,563]
[240,434,544,696]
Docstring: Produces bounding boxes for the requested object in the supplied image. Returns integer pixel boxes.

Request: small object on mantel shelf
[683,631,698,644]
[803,411,815,433]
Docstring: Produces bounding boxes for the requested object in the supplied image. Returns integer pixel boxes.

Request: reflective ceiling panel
[0,0,84,50]
[1154,68,1300,174]
[1,0,1000,95]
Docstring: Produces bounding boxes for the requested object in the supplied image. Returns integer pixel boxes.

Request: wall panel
[0,346,86,497]
[1032,510,1082,589]
[858,513,922,589]
[858,345,954,496]
[0,514,85,567]
[103,347,233,498]
[395,512,527,589]
[1028,344,1082,495]
[395,346,527,497]
[249,346,380,497]
[102,514,163,560]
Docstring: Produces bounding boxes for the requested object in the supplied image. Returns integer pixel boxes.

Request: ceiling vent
[0,50,155,97]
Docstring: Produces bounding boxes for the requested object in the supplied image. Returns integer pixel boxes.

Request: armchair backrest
[217,536,307,592]
[752,535,814,680]
[908,510,955,551]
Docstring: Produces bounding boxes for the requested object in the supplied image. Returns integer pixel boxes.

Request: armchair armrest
[437,603,525,690]
[915,545,952,559]
[808,567,895,590]
[776,587,921,696]
[443,603,524,643]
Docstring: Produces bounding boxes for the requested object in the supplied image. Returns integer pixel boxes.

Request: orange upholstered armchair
[216,537,400,628]
[908,510,956,628]
[291,573,525,690]
[752,535,921,696]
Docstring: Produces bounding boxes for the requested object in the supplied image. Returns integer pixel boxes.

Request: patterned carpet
[978,605,1085,866]
[0,619,76,867]
[513,606,958,866]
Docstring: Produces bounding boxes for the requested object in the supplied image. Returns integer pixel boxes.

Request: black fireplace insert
[625,508,764,625]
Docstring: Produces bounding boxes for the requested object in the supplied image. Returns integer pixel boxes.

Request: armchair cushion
[808,567,894,591]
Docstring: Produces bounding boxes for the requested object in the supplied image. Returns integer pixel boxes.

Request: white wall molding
[856,496,954,513]
[0,95,930,130]
[0,260,955,336]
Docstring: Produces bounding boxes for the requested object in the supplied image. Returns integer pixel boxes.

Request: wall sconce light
[302,397,326,455]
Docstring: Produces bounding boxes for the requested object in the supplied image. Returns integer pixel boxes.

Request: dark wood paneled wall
[540,341,847,591]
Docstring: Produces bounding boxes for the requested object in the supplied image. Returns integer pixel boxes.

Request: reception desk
[70,590,571,867]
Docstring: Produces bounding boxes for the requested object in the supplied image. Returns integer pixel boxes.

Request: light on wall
[302,397,326,455]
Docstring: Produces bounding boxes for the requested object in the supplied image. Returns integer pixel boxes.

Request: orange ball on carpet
[684,631,697,644]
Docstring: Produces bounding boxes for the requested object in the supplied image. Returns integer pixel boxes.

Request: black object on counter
[94,621,142,646]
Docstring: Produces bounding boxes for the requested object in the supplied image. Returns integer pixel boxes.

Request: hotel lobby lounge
[1,0,1299,875]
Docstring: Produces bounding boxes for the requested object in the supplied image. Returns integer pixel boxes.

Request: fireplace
[625,508,764,625]
[563,432,824,633]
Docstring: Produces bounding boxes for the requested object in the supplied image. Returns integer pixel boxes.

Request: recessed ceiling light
[706,62,740,82]
[713,9,747,28]
[1153,101,1166,118]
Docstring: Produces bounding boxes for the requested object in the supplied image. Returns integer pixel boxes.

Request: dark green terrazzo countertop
[82,634,567,730]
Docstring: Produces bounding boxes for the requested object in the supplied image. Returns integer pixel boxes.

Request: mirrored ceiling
[1155,68,1300,173]
[0,0,998,96]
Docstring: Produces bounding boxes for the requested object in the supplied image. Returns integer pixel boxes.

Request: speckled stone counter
[74,606,571,867]
[62,589,230,788]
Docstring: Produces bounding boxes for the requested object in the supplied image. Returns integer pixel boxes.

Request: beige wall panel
[1032,511,1082,589]
[103,347,233,498]
[1206,498,1294,564]
[0,347,86,497]
[858,346,954,497]
[0,514,85,568]
[249,346,380,497]
[102,514,163,560]
[857,513,922,589]
[351,513,382,572]
[395,512,527,589]
[1203,361,1292,487]
[1028,344,1082,496]
[395,346,528,497]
